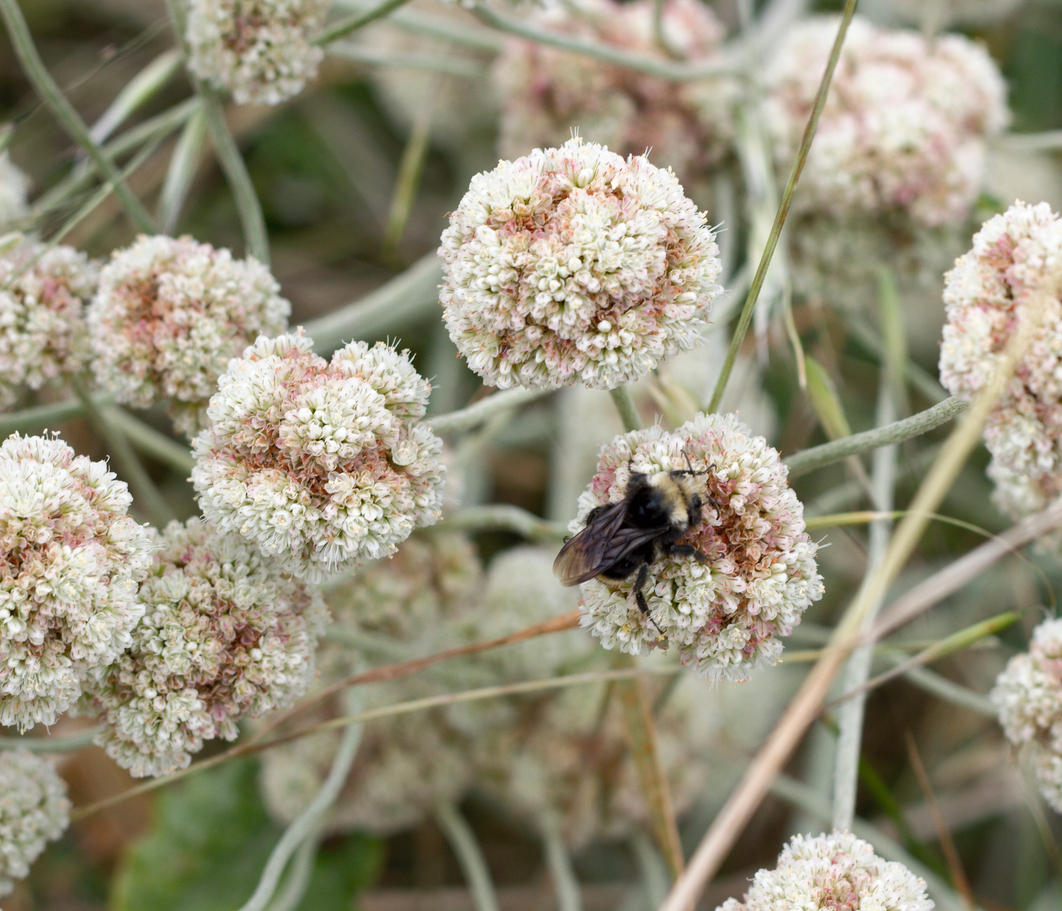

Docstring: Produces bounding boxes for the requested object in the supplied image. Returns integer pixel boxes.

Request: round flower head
[0,155,29,230]
[185,0,330,105]
[438,137,723,390]
[716,831,933,911]
[875,0,1024,27]
[0,237,97,408]
[938,202,1062,524]
[0,750,70,896]
[0,434,153,730]
[764,16,1007,227]
[192,332,446,581]
[991,617,1062,811]
[572,412,823,681]
[88,234,290,437]
[82,518,327,777]
[494,0,735,190]
[259,533,483,834]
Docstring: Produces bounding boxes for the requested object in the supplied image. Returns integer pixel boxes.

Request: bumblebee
[553,461,713,630]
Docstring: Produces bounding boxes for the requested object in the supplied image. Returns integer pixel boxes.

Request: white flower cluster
[991,617,1062,811]
[764,16,1007,227]
[439,138,722,391]
[0,434,153,730]
[938,202,1062,523]
[0,750,70,897]
[0,237,97,408]
[83,518,327,777]
[192,332,446,581]
[494,0,735,190]
[186,0,330,105]
[574,412,822,681]
[0,155,29,230]
[88,234,290,436]
[716,831,934,911]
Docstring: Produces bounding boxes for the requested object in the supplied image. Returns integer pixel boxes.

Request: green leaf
[804,355,852,441]
[111,757,380,911]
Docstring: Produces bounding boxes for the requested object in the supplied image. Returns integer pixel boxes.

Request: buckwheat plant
[0,750,70,896]
[0,154,28,229]
[716,831,934,911]
[0,434,153,730]
[939,201,1062,526]
[191,331,446,581]
[82,518,327,777]
[573,412,823,680]
[438,137,722,390]
[991,616,1062,811]
[88,234,290,436]
[186,0,331,105]
[0,236,96,408]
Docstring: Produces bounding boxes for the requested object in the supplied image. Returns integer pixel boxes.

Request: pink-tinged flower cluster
[991,617,1062,811]
[938,202,1062,523]
[0,434,153,730]
[439,138,722,391]
[716,831,933,911]
[0,750,70,896]
[191,332,446,582]
[185,0,330,105]
[573,412,822,681]
[494,0,735,189]
[0,155,29,230]
[764,16,1007,227]
[259,533,483,834]
[0,237,97,408]
[82,518,327,778]
[88,235,290,437]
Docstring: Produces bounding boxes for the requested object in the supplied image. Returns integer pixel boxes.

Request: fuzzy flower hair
[764,15,1007,227]
[185,0,330,105]
[192,332,446,582]
[82,518,327,778]
[572,412,822,681]
[0,155,29,230]
[0,434,153,730]
[0,237,97,408]
[938,202,1062,524]
[88,234,290,437]
[438,137,722,391]
[716,831,933,911]
[0,750,70,896]
[494,0,735,189]
[991,617,1062,812]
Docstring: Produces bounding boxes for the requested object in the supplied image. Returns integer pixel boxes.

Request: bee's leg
[667,543,710,564]
[630,563,666,636]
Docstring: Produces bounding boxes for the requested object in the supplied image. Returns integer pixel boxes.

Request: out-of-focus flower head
[494,0,735,190]
[191,331,446,581]
[715,830,934,911]
[0,155,29,230]
[88,234,290,437]
[0,237,97,408]
[0,750,70,896]
[0,434,153,731]
[259,532,483,834]
[764,15,1007,227]
[865,0,1025,28]
[83,518,326,778]
[439,137,722,391]
[186,0,330,105]
[574,412,822,681]
[991,616,1062,811]
[938,201,1062,523]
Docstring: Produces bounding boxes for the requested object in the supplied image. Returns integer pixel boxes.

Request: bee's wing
[554,501,667,586]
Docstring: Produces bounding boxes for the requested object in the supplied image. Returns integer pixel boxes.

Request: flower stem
[706,0,858,413]
[0,727,101,752]
[439,505,567,541]
[0,0,157,232]
[427,386,552,435]
[609,386,642,432]
[315,0,416,44]
[0,397,93,436]
[542,819,582,911]
[784,396,966,478]
[105,407,195,475]
[435,801,501,911]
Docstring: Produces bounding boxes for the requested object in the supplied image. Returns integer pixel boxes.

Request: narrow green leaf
[804,355,852,440]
